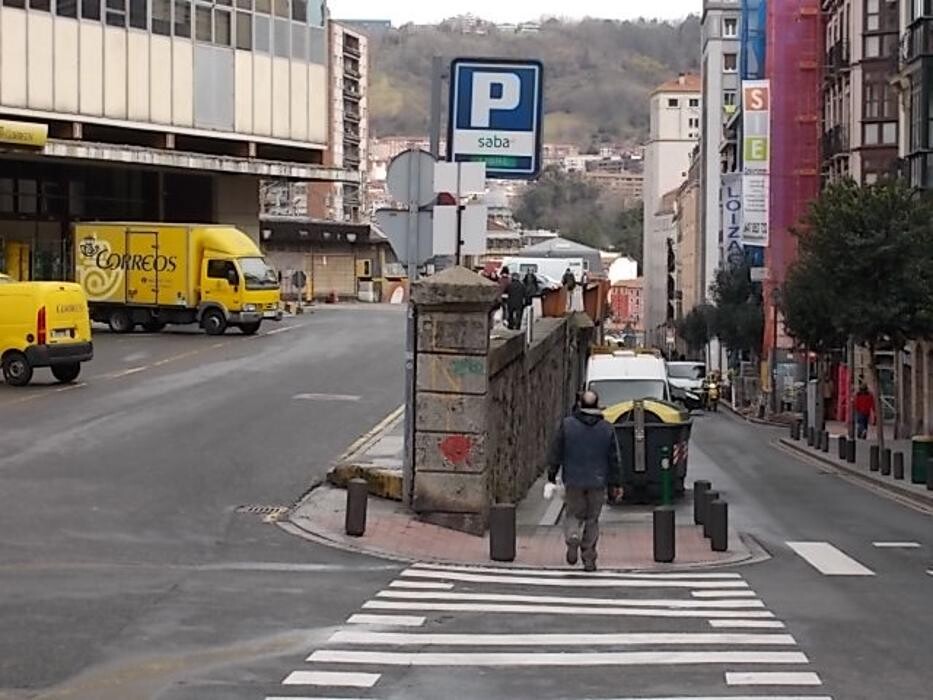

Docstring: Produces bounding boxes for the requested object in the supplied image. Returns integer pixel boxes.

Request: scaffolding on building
[741,0,768,81]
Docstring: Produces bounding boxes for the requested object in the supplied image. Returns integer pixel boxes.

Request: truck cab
[200,255,281,335]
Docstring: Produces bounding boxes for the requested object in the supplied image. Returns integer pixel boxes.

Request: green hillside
[368,16,701,148]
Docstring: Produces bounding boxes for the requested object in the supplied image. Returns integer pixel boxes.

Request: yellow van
[0,280,93,386]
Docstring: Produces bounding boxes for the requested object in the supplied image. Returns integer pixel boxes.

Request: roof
[522,236,600,257]
[652,74,701,96]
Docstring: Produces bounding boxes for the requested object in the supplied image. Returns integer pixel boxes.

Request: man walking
[854,382,874,440]
[561,267,576,312]
[505,272,527,330]
[547,390,622,571]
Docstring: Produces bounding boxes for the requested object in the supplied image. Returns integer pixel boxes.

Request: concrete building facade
[0,0,349,280]
[675,147,703,321]
[700,1,742,301]
[642,74,701,346]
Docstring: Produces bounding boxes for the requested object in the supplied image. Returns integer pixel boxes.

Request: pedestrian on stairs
[547,390,623,572]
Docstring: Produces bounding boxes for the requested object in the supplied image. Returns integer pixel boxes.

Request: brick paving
[289,486,749,570]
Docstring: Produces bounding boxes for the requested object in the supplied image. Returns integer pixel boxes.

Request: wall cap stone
[412,266,501,308]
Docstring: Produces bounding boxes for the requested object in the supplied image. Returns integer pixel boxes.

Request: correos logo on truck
[79,237,178,273]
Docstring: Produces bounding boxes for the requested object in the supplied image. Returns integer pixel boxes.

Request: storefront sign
[721,174,744,264]
[0,120,47,149]
[741,80,770,248]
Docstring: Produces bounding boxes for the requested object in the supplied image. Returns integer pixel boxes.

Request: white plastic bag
[543,481,557,500]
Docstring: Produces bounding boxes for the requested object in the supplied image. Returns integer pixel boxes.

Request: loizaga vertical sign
[448,58,544,179]
[721,174,744,265]
[741,80,770,248]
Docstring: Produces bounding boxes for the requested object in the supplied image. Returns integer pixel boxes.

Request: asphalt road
[0,305,407,699]
[3,316,932,700]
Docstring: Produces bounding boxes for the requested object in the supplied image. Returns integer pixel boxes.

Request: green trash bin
[910,436,933,485]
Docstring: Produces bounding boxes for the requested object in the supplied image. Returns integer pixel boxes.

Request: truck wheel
[142,319,166,333]
[51,363,81,384]
[202,308,227,336]
[239,321,261,336]
[108,309,134,334]
[2,352,33,387]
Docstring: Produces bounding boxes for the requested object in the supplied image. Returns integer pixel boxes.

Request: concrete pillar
[411,267,501,534]
[214,174,261,242]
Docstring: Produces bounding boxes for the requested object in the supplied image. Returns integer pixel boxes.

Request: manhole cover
[235,505,289,522]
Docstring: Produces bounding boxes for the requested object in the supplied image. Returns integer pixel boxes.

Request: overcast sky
[330,0,699,24]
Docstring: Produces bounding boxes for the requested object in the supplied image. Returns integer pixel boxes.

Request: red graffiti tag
[439,434,473,466]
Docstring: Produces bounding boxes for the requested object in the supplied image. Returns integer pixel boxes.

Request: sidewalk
[291,414,757,571]
[778,428,933,510]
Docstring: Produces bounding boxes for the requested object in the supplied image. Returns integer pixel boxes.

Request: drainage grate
[235,505,290,522]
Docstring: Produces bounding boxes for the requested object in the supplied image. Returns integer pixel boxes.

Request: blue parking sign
[447,58,544,179]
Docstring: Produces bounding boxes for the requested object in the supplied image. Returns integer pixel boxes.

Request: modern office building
[642,74,701,346]
[0,0,351,280]
[700,1,742,302]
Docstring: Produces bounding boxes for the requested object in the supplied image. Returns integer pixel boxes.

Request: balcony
[344,60,361,79]
[343,84,361,102]
[344,37,362,58]
[900,19,933,68]
[344,129,361,144]
[344,106,361,123]
[821,125,850,160]
[824,41,851,78]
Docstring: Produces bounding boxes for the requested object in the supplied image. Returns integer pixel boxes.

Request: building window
[81,0,100,18]
[2,0,26,7]
[56,0,78,16]
[911,79,923,150]
[151,0,171,34]
[668,98,679,108]
[689,98,700,107]
[129,0,146,29]
[882,121,897,144]
[105,0,125,27]
[29,0,51,11]
[864,123,881,145]
[273,17,289,57]
[724,90,737,107]
[723,17,737,37]
[174,0,191,36]
[723,53,738,72]
[273,0,286,17]
[864,81,881,119]
[254,0,268,10]
[292,22,307,60]
[291,0,304,21]
[688,117,699,128]
[214,8,231,45]
[866,0,880,31]
[913,0,933,21]
[196,5,212,41]
[864,35,881,58]
[254,14,270,51]
[236,10,252,48]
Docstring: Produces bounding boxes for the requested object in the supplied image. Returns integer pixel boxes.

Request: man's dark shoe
[566,537,580,566]
[583,560,597,572]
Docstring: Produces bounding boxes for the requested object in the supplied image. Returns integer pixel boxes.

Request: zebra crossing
[266,562,833,700]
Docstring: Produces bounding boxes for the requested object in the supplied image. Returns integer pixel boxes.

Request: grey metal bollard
[846,438,856,464]
[702,490,720,539]
[489,503,516,562]
[870,444,880,472]
[345,478,369,537]
[693,480,711,525]
[894,452,905,480]
[838,435,847,460]
[881,448,892,476]
[709,499,729,552]
[653,506,675,563]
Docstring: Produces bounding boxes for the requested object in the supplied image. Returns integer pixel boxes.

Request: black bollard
[881,448,892,476]
[807,427,815,447]
[838,435,847,460]
[790,421,799,441]
[822,431,830,453]
[927,459,933,491]
[894,452,905,480]
[702,490,720,539]
[798,419,805,441]
[345,478,369,537]
[709,499,729,552]
[693,480,711,525]
[870,444,880,472]
[653,506,676,563]
[846,438,857,464]
[489,503,517,562]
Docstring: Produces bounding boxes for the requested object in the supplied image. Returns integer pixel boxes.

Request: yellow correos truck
[0,280,94,386]
[73,223,282,335]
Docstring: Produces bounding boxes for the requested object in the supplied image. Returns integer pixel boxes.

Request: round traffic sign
[291,270,308,289]
[386,149,436,208]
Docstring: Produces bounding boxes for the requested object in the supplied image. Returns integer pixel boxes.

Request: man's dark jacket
[547,409,622,490]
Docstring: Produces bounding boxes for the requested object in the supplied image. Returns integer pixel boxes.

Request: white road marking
[109,366,147,378]
[786,542,875,576]
[347,614,426,627]
[575,697,831,700]
[54,381,87,393]
[281,670,380,687]
[409,562,743,579]
[308,649,808,667]
[872,541,921,548]
[726,671,823,686]
[363,600,775,619]
[292,393,361,402]
[400,568,749,589]
[262,325,300,337]
[709,619,787,629]
[377,589,766,609]
[692,590,758,598]
[388,580,454,590]
[329,631,797,646]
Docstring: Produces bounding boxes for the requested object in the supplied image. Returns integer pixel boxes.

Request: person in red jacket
[854,383,874,439]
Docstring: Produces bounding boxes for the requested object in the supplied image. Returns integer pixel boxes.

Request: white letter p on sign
[471,73,521,128]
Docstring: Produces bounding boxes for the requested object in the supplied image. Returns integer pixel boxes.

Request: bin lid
[911,435,933,443]
[604,400,688,426]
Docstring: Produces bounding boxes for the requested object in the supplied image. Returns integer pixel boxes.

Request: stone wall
[410,266,593,534]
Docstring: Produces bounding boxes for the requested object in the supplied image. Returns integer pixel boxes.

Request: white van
[586,350,671,407]
[499,256,585,286]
